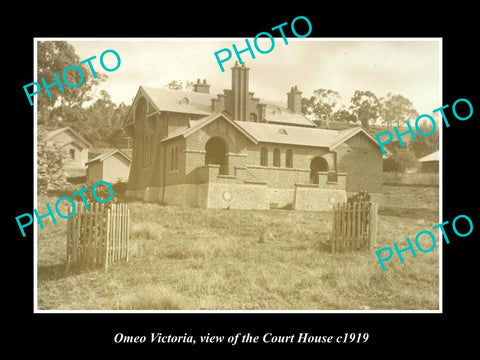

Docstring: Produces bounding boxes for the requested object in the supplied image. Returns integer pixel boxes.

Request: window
[170,146,179,171]
[273,148,280,167]
[143,136,151,167]
[286,149,293,168]
[174,146,178,171]
[69,148,75,159]
[249,113,258,122]
[260,147,268,166]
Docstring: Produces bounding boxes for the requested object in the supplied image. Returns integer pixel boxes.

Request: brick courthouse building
[122,62,383,210]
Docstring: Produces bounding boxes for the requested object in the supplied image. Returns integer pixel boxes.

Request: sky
[64,38,441,116]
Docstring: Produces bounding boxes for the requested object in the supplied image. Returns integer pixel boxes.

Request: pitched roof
[236,122,336,147]
[161,113,258,144]
[124,86,316,128]
[329,126,381,150]
[85,149,131,165]
[262,100,316,127]
[418,150,439,162]
[161,114,382,150]
[141,86,212,115]
[45,126,92,148]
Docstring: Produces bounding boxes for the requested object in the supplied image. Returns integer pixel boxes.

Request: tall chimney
[193,78,210,94]
[287,85,302,114]
[228,61,249,121]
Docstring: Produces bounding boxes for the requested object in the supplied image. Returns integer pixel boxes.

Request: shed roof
[418,150,439,162]
[85,149,131,165]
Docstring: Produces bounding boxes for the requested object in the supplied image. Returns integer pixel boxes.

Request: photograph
[34,38,441,311]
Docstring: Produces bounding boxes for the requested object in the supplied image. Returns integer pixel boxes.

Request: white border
[33,37,443,314]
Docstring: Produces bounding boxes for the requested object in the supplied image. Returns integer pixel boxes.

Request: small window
[260,147,268,166]
[249,113,258,122]
[286,149,293,168]
[273,148,280,167]
[174,146,179,171]
[170,146,179,171]
[69,148,75,159]
[143,136,151,167]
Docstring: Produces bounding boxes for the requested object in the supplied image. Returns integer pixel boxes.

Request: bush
[383,149,418,173]
[37,126,67,195]
[81,180,119,207]
[347,190,371,204]
[112,181,127,195]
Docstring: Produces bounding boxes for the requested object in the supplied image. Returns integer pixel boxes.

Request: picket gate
[66,202,129,273]
[331,201,377,253]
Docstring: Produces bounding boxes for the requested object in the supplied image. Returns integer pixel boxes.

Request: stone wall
[293,184,347,211]
[268,188,295,208]
[159,182,269,210]
[163,184,199,207]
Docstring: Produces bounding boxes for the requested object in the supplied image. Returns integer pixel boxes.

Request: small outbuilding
[418,150,439,173]
[86,149,131,184]
[45,126,91,168]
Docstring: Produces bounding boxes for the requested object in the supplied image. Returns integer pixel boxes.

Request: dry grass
[37,185,439,311]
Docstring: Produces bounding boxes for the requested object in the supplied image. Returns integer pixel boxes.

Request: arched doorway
[205,137,229,175]
[310,156,329,184]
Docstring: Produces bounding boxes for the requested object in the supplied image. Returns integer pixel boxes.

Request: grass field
[37,185,440,311]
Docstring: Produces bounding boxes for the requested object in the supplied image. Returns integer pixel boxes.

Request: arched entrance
[310,156,329,184]
[205,137,229,175]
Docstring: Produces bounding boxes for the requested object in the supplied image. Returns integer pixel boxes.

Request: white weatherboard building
[86,149,132,184]
[45,127,91,169]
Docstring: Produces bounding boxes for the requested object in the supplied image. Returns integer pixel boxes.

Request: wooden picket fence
[65,202,129,273]
[331,201,378,253]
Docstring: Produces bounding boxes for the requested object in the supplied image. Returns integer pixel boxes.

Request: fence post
[65,205,72,274]
[126,207,130,262]
[368,202,378,254]
[331,203,336,252]
[104,208,111,272]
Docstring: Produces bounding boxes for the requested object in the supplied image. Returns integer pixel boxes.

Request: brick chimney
[193,78,210,94]
[287,85,302,114]
[227,61,250,121]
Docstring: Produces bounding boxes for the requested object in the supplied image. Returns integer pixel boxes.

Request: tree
[302,89,341,127]
[37,41,107,125]
[107,129,126,147]
[380,93,419,129]
[75,90,120,144]
[331,108,357,123]
[164,80,194,91]
[349,90,381,129]
[37,126,67,195]
[410,122,439,158]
